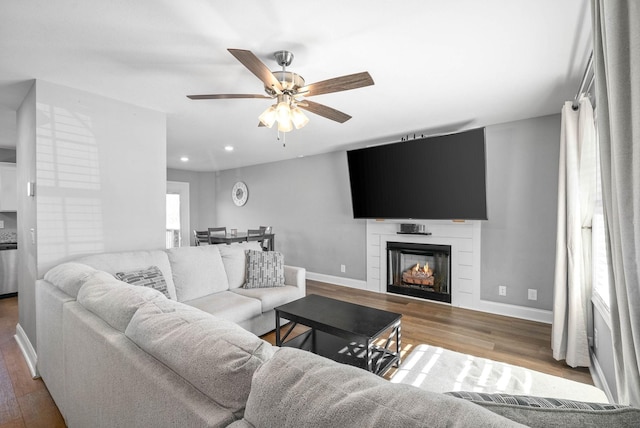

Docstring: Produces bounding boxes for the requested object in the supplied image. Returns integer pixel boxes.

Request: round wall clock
[232,181,248,206]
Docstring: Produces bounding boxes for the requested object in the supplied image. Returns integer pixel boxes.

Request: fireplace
[387,242,451,303]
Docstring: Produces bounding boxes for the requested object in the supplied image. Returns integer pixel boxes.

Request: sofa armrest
[284,265,306,295]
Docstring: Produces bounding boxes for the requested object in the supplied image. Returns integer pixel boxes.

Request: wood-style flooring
[0,297,64,428]
[263,280,593,384]
[0,280,592,426]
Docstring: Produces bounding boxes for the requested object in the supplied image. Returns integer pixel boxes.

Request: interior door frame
[166,181,190,247]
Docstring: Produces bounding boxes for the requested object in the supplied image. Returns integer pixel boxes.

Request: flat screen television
[346,127,487,220]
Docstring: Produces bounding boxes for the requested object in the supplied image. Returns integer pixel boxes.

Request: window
[166,193,181,249]
[592,126,610,314]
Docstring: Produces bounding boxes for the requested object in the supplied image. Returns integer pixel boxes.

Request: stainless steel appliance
[0,243,18,295]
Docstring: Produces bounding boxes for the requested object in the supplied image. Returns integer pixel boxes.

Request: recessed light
[224,145,234,152]
[180,156,189,162]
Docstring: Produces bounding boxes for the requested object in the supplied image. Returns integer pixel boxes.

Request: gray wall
[174,114,561,311]
[167,168,217,245]
[214,151,366,278]
[481,114,560,310]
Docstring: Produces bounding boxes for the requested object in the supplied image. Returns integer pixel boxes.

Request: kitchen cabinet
[0,163,17,211]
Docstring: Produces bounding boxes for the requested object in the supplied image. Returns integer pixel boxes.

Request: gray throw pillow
[444,391,640,428]
[244,250,285,288]
[115,265,171,298]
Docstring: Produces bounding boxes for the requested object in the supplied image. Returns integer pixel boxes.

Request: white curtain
[592,0,640,406]
[552,96,596,368]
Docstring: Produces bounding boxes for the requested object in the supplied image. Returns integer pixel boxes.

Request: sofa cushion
[43,262,99,298]
[124,299,275,418]
[244,250,285,289]
[77,271,167,332]
[236,347,522,428]
[114,265,171,298]
[167,246,230,301]
[232,285,303,312]
[76,250,177,300]
[217,242,262,289]
[183,291,262,323]
[444,391,640,428]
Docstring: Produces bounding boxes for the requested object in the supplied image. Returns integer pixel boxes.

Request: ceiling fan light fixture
[277,117,293,133]
[276,96,291,121]
[291,107,309,129]
[258,105,277,128]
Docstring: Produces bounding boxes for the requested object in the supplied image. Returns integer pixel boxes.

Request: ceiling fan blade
[227,48,284,93]
[298,100,352,123]
[298,72,374,97]
[187,94,272,100]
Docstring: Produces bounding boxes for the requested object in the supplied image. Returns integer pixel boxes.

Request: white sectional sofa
[35,242,305,425]
[35,242,640,427]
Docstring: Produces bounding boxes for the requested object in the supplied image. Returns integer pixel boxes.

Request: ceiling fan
[187,49,374,132]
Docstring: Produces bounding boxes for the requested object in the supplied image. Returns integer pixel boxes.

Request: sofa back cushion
[217,242,262,289]
[77,271,167,332]
[167,245,230,301]
[237,347,523,428]
[76,250,177,300]
[125,298,274,418]
[43,262,99,298]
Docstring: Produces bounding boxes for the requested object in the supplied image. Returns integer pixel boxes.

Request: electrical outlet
[498,286,506,296]
[0,220,4,228]
[340,264,346,273]
[528,289,538,300]
[594,328,599,349]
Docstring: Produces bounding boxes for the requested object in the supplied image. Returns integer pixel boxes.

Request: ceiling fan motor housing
[267,71,305,94]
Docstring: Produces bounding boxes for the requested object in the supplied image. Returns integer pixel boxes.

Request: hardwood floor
[0,296,64,428]
[0,280,592,426]
[263,280,593,384]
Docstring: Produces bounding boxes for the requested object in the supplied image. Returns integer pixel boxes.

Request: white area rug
[390,344,608,403]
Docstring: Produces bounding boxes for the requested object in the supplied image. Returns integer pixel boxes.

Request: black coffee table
[274,294,402,376]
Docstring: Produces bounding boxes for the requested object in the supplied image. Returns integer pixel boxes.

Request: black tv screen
[347,127,487,220]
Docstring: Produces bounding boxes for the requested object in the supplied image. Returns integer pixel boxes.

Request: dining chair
[208,227,227,244]
[193,230,209,246]
[247,229,265,247]
[259,226,272,251]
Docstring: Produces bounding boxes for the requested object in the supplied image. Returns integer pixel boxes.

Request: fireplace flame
[411,263,433,276]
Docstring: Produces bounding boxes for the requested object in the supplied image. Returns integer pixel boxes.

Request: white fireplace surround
[365,219,552,323]
[367,219,480,309]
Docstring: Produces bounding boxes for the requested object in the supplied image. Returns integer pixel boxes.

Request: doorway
[166,181,190,248]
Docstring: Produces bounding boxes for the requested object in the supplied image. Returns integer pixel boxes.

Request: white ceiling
[0,0,592,171]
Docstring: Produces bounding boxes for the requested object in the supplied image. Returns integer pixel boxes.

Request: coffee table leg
[275,311,281,346]
[396,321,402,367]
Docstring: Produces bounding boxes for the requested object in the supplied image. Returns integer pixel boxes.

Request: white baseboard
[307,273,553,324]
[306,272,368,290]
[14,323,39,379]
[590,350,615,403]
[475,299,553,324]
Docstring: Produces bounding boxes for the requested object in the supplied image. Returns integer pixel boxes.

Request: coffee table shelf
[275,295,402,376]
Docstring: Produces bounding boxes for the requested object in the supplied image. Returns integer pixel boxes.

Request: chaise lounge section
[35,243,640,427]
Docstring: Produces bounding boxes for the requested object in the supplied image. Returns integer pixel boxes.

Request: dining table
[208,232,275,251]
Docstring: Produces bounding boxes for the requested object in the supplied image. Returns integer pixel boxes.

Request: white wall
[17,80,167,354]
[16,82,37,353]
